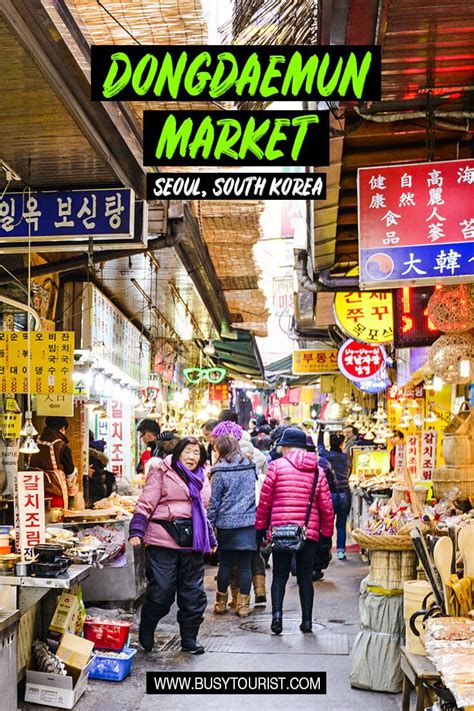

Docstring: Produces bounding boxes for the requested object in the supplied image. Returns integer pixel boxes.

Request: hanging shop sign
[184,367,227,384]
[334,267,393,343]
[97,399,133,481]
[0,188,138,250]
[14,471,46,561]
[292,349,338,375]
[337,339,386,382]
[358,159,474,289]
[272,276,294,317]
[353,368,391,393]
[0,331,74,394]
[395,444,405,478]
[208,383,230,401]
[420,430,437,481]
[353,450,390,481]
[406,434,420,480]
[393,286,442,348]
[36,394,74,417]
[83,285,150,384]
[0,412,21,439]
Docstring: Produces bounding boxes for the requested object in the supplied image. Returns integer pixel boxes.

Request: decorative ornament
[427,284,474,333]
[428,332,474,384]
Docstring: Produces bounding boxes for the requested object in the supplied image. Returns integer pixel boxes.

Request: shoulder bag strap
[304,467,320,529]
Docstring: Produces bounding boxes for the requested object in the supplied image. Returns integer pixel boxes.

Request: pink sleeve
[255,462,276,530]
[133,461,164,520]
[317,469,335,537]
[201,474,211,508]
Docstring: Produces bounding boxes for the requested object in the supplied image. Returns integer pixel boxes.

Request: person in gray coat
[208,435,257,617]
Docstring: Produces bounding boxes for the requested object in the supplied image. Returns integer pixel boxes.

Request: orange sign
[292,349,338,375]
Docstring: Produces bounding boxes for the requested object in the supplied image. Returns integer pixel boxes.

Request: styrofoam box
[24,659,93,709]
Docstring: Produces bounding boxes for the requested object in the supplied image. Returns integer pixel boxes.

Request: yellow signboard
[0,331,74,394]
[36,394,74,417]
[334,267,393,343]
[353,449,390,482]
[0,413,21,439]
[292,349,338,375]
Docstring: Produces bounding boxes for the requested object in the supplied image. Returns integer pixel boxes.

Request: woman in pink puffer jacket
[256,427,334,635]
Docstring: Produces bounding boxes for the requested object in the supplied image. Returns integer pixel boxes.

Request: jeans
[271,540,318,620]
[140,546,207,641]
[218,550,253,595]
[331,490,351,551]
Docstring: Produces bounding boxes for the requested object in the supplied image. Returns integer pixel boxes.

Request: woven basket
[352,529,413,551]
[369,550,418,590]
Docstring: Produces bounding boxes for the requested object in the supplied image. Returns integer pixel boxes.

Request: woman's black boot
[300,620,313,633]
[271,612,283,635]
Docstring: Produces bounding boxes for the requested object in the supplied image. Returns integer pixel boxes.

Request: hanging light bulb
[19,435,40,455]
[311,408,317,418]
[425,407,438,424]
[374,434,386,444]
[20,411,38,438]
[364,430,375,441]
[409,399,419,410]
[432,376,443,392]
[203,339,215,356]
[402,407,413,421]
[93,370,105,394]
[341,393,351,406]
[352,402,363,413]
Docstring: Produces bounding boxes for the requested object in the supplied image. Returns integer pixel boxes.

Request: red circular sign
[337,339,386,382]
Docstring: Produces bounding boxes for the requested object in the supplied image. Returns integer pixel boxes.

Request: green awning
[211,330,264,379]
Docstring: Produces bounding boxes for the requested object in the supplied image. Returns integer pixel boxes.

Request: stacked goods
[424,617,474,709]
[83,617,136,682]
[433,408,474,500]
[93,493,137,516]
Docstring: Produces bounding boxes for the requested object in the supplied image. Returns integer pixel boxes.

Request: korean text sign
[0,331,74,394]
[337,340,386,382]
[0,188,133,243]
[292,349,338,375]
[358,159,474,289]
[14,471,46,561]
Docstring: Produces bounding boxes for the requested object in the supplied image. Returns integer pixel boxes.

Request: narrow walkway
[21,553,401,710]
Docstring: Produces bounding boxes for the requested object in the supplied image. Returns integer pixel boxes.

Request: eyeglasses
[183,367,226,384]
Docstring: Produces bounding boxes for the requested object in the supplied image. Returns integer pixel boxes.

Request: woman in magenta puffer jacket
[256,427,334,635]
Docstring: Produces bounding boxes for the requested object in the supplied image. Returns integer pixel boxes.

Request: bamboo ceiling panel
[0,16,114,189]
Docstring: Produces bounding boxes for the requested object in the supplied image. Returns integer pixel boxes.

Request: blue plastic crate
[88,647,137,682]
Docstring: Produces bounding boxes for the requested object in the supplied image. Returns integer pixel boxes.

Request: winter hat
[137,418,160,436]
[277,427,308,449]
[91,439,106,453]
[157,430,175,441]
[212,420,243,440]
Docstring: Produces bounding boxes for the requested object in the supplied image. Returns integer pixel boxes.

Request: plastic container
[83,618,132,650]
[403,580,433,656]
[88,647,137,681]
[0,546,11,555]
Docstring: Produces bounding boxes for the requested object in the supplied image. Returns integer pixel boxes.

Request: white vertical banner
[421,430,438,481]
[395,443,405,478]
[406,434,420,481]
[108,399,132,481]
[14,471,46,561]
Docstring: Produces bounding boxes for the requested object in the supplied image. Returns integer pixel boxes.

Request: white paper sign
[421,430,438,481]
[14,470,46,560]
[406,434,420,480]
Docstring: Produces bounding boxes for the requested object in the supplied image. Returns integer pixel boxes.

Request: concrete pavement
[20,552,401,711]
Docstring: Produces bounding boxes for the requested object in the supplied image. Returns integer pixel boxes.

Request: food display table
[0,565,91,680]
[400,646,441,711]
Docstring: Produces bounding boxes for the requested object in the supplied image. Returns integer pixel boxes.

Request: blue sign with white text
[0,188,134,242]
[360,241,474,288]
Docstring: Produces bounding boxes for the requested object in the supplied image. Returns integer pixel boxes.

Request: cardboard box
[24,659,93,709]
[57,633,94,675]
[49,593,79,637]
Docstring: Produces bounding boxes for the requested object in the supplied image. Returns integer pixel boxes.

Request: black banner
[143,110,329,167]
[146,671,327,694]
[146,172,326,200]
[91,45,381,102]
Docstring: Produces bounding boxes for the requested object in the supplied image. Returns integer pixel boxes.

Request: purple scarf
[176,461,216,554]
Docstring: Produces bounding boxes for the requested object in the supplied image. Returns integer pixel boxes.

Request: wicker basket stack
[352,528,417,592]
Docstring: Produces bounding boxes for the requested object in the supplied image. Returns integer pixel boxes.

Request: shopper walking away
[256,427,334,635]
[28,416,78,510]
[87,438,116,507]
[129,437,215,654]
[208,435,257,618]
[318,429,351,560]
[136,418,161,475]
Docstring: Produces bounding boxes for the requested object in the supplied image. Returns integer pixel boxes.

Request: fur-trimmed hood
[89,448,109,465]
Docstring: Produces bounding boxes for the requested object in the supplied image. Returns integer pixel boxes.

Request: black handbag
[270,468,319,552]
[153,518,194,548]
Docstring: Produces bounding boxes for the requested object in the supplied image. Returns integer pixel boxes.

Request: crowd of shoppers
[129,411,356,653]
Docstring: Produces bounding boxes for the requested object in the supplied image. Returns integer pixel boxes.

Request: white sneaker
[337,550,346,560]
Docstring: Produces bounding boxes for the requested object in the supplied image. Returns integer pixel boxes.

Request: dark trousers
[331,491,351,551]
[140,545,207,640]
[271,540,318,621]
[218,550,253,595]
